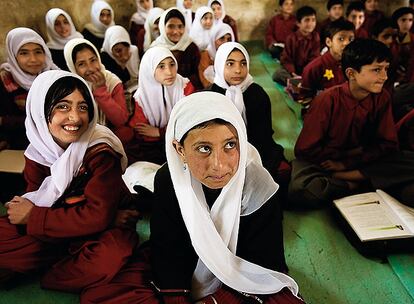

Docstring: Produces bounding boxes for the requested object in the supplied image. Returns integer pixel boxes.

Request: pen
[371,225,404,231]
[353,200,380,206]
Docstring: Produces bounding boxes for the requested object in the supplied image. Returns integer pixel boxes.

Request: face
[74,48,101,82]
[224,50,248,86]
[375,27,395,48]
[201,13,213,30]
[99,9,112,26]
[297,15,317,35]
[347,10,365,29]
[329,4,344,20]
[214,33,232,50]
[281,0,294,15]
[174,123,240,189]
[139,0,152,10]
[165,17,185,43]
[397,14,414,34]
[16,43,46,75]
[211,3,223,20]
[48,89,90,149]
[112,43,131,64]
[183,0,193,9]
[364,0,379,12]
[326,30,355,61]
[154,57,177,86]
[54,14,71,38]
[348,60,389,96]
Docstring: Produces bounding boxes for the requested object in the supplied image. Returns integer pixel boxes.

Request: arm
[280,35,296,75]
[265,16,277,48]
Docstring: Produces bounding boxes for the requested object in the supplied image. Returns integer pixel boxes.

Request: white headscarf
[165,91,299,299]
[208,0,226,25]
[206,23,234,59]
[189,6,214,51]
[176,0,193,32]
[0,28,59,91]
[143,7,165,51]
[102,25,140,81]
[150,7,193,51]
[84,0,115,38]
[133,46,189,128]
[214,42,254,123]
[130,0,153,25]
[45,8,83,50]
[23,70,127,207]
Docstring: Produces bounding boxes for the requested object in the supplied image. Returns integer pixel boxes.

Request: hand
[134,123,160,137]
[320,160,346,172]
[5,196,34,224]
[89,70,106,90]
[114,209,141,229]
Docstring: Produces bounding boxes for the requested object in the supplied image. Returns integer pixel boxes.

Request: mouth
[63,125,81,132]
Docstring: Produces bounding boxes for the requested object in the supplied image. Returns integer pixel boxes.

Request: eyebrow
[18,46,43,52]
[191,136,238,147]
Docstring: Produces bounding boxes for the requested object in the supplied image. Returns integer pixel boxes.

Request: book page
[0,150,25,173]
[334,192,413,241]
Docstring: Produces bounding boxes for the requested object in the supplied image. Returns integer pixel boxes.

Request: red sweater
[265,14,296,48]
[361,10,385,35]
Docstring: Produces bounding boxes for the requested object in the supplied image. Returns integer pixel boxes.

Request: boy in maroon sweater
[289,39,414,208]
[361,0,385,34]
[272,5,319,86]
[318,0,344,50]
[346,1,369,39]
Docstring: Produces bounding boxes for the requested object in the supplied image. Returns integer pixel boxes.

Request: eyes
[76,57,98,68]
[157,61,176,69]
[18,49,44,56]
[225,60,247,67]
[54,101,89,113]
[196,140,238,154]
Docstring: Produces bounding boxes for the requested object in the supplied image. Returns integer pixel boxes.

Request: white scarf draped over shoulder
[84,0,115,38]
[176,0,193,32]
[0,27,59,91]
[150,7,193,51]
[165,91,299,299]
[143,7,165,52]
[23,70,127,207]
[45,8,83,50]
[131,0,153,25]
[189,6,214,51]
[213,42,254,123]
[133,46,188,128]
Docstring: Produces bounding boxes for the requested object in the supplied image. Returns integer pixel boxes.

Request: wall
[0,0,408,62]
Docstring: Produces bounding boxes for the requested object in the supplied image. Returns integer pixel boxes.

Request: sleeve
[280,35,296,75]
[93,83,129,127]
[184,82,196,96]
[310,32,321,62]
[198,51,213,89]
[23,157,51,192]
[128,100,158,142]
[265,16,276,48]
[301,59,319,93]
[26,150,123,238]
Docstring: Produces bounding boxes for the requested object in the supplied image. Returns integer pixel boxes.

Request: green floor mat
[388,254,414,301]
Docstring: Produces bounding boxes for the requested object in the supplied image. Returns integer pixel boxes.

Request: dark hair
[165,8,185,26]
[341,38,391,76]
[327,0,343,11]
[410,0,414,6]
[279,0,293,6]
[71,43,97,65]
[296,6,316,22]
[370,18,393,38]
[113,41,130,48]
[391,7,414,29]
[346,1,365,17]
[179,118,231,145]
[211,1,222,6]
[324,19,355,40]
[44,76,94,123]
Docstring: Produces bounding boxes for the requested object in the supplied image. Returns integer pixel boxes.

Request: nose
[28,52,37,62]
[68,108,80,122]
[210,150,224,171]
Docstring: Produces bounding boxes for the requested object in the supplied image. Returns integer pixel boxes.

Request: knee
[288,177,330,209]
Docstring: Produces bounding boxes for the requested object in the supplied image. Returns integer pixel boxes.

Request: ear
[345,67,355,80]
[325,37,333,49]
[172,139,186,162]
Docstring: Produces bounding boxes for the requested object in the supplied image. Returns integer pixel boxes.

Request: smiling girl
[189,6,214,51]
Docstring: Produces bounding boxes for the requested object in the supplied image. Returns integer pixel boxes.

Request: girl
[151,7,202,89]
[143,7,165,52]
[210,42,291,196]
[199,23,235,88]
[125,46,195,165]
[189,6,214,51]
[45,8,83,70]
[64,38,130,143]
[129,0,153,57]
[176,0,194,32]
[0,70,138,294]
[82,0,115,50]
[0,27,58,150]
[80,92,304,304]
[208,0,239,42]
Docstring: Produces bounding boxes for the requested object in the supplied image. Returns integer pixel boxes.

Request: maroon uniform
[172,42,202,90]
[361,10,385,34]
[265,14,297,48]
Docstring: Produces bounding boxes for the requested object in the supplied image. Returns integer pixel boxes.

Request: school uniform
[208,0,239,42]
[318,17,345,49]
[396,108,414,151]
[142,7,165,54]
[189,6,214,51]
[129,0,153,56]
[265,13,296,58]
[355,27,369,39]
[361,10,385,34]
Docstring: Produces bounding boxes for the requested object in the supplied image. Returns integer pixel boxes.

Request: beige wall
[0,0,408,62]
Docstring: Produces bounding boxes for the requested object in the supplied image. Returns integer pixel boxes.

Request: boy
[361,0,385,34]
[288,39,414,208]
[302,19,355,96]
[272,6,319,86]
[346,1,369,38]
[318,0,344,49]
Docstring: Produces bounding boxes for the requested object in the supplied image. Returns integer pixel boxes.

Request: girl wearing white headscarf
[79,91,304,304]
[207,0,239,41]
[64,38,130,143]
[82,0,115,49]
[210,42,291,194]
[0,27,58,150]
[45,8,83,70]
[0,70,138,293]
[129,0,153,56]
[151,7,202,89]
[143,7,165,52]
[189,6,214,51]
[176,0,194,32]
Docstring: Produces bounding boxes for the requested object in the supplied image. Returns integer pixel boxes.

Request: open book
[333,190,414,242]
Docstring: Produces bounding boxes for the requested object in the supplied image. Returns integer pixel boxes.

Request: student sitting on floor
[0,70,138,295]
[129,0,153,57]
[318,0,344,51]
[361,0,385,35]
[265,0,296,60]
[176,0,195,32]
[45,8,83,70]
[273,5,319,86]
[189,6,214,51]
[289,39,414,208]
[209,42,291,198]
[126,46,195,165]
[346,1,369,39]
[143,7,164,53]
[80,91,305,304]
[301,19,355,97]
[208,0,239,42]
[82,0,115,50]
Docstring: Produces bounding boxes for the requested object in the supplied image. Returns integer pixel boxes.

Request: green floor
[1,42,413,304]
